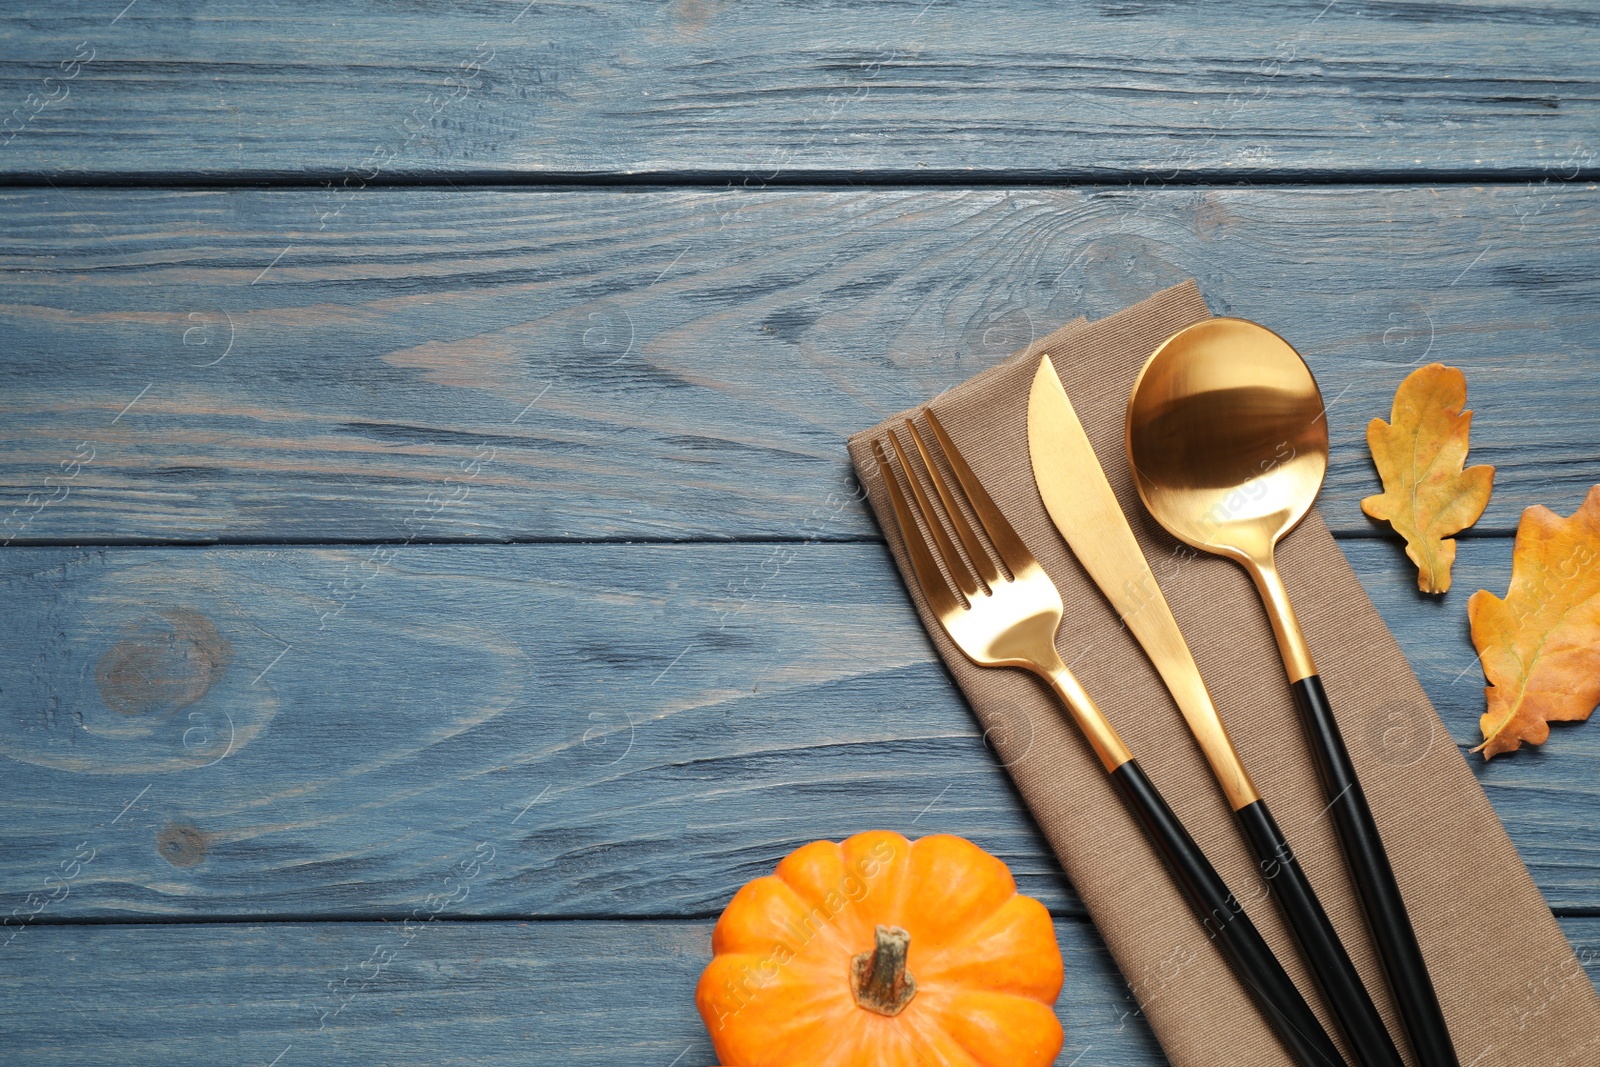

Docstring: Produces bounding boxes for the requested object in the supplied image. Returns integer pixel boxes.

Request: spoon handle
[1109,759,1349,1067]
[1291,674,1460,1067]
[1234,798,1406,1067]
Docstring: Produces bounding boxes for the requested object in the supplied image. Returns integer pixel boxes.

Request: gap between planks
[1,171,1598,191]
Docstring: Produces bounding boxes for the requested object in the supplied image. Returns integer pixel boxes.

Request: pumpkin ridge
[943,1012,1006,1067]
[900,834,1020,947]
[844,829,915,922]
[907,889,1023,968]
[702,948,842,988]
[893,998,988,1067]
[773,836,900,956]
[713,872,857,960]
[786,832,915,955]
[771,872,868,959]
[697,953,852,1056]
[938,990,1064,1066]
[838,1006,919,1064]
[911,895,1062,999]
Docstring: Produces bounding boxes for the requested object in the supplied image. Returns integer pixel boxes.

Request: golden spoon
[1125,317,1459,1067]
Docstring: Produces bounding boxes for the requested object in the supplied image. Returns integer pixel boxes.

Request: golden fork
[873,411,1347,1067]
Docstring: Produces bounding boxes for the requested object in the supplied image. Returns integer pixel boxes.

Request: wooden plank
[2,184,1598,544]
[0,1,1597,179]
[0,918,1169,1067]
[1,916,1595,1067]
[3,538,1597,923]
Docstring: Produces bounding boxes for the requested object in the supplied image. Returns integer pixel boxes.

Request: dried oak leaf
[1362,363,1494,593]
[1470,485,1600,759]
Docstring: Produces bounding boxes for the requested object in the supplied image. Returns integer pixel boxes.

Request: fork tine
[886,428,982,601]
[924,407,1037,577]
[904,417,1002,591]
[873,440,962,619]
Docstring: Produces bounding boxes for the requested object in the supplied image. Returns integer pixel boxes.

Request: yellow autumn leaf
[1470,486,1600,759]
[1361,363,1494,593]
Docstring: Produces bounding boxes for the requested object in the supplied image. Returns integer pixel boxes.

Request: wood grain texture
[0,1,1597,180]
[1,917,1595,1067]
[3,537,1597,921]
[3,184,1598,544]
[0,918,1168,1067]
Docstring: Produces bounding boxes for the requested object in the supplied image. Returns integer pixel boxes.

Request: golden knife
[1027,355,1257,809]
[1027,354,1404,1067]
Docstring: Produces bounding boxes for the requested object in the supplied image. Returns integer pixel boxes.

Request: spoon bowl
[1125,317,1328,566]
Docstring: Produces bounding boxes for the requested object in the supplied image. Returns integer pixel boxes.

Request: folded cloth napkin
[846,281,1600,1066]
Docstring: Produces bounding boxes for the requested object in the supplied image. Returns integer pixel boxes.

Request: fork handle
[1291,675,1459,1067]
[1109,760,1348,1067]
[1235,799,1404,1067]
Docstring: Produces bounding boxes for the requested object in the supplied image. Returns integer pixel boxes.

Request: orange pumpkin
[695,830,1064,1066]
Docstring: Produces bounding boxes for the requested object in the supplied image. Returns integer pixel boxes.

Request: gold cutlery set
[873,319,1457,1067]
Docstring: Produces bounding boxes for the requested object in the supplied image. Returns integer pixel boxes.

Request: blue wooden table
[2,3,1598,1064]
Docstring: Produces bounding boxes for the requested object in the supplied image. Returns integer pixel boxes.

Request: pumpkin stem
[850,924,917,1016]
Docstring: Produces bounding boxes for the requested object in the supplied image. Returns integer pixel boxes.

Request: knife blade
[1026,354,1259,811]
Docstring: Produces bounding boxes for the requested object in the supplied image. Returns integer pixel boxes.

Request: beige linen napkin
[846,282,1600,1066]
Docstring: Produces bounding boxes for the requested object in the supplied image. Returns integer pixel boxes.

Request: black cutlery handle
[1109,760,1348,1067]
[1291,674,1459,1067]
[1235,798,1405,1067]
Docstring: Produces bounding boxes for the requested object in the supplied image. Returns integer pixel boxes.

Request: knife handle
[1108,760,1348,1067]
[1235,799,1404,1067]
[1291,674,1459,1067]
